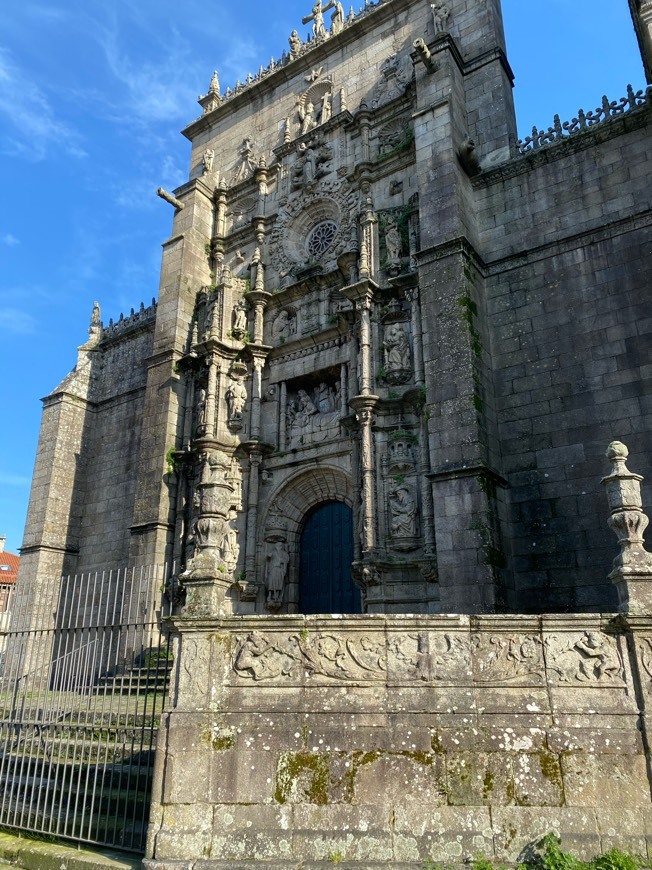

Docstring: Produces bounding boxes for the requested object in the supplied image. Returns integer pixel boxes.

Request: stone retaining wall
[145,614,652,868]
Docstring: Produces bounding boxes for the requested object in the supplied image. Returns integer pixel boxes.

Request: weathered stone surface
[145,614,652,866]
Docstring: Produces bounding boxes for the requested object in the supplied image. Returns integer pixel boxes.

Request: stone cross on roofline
[302,0,336,40]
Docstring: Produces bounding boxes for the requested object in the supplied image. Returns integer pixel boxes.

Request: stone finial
[209,70,220,96]
[602,441,652,613]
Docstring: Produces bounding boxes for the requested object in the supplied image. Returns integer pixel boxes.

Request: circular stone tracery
[307,221,338,258]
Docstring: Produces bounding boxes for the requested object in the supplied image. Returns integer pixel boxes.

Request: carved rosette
[268,177,359,285]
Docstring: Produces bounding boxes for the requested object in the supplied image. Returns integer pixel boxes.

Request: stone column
[249,357,265,441]
[204,354,218,439]
[419,417,436,557]
[405,286,425,386]
[279,382,287,451]
[602,441,652,613]
[245,449,262,578]
[246,289,271,345]
[181,449,234,617]
[350,397,378,555]
[214,180,227,238]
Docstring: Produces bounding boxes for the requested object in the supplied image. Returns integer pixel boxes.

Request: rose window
[307,221,337,257]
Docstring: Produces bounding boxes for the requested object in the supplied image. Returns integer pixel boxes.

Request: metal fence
[0,565,175,853]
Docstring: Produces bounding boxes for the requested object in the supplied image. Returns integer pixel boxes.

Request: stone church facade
[15,0,652,865]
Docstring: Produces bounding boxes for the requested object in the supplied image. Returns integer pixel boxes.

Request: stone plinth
[145,613,652,869]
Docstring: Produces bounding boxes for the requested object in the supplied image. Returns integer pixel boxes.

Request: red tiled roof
[0,551,19,584]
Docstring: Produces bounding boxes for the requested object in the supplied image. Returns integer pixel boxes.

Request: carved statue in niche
[299,100,317,136]
[195,386,207,435]
[232,301,248,338]
[221,510,240,573]
[226,378,247,425]
[320,91,332,123]
[383,322,411,383]
[292,141,318,187]
[202,149,215,175]
[330,1,345,34]
[266,541,289,606]
[431,2,450,34]
[289,30,303,58]
[384,219,402,262]
[389,483,417,538]
[271,309,296,341]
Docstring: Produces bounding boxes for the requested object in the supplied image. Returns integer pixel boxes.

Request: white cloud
[0,47,86,160]
[0,471,31,487]
[0,307,37,334]
[1,234,19,246]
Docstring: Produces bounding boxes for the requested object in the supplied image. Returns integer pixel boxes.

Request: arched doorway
[299,501,360,614]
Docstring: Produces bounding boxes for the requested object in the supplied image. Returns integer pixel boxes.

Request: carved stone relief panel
[377,117,412,158]
[371,53,413,109]
[286,376,341,448]
[472,633,545,685]
[544,631,626,686]
[226,196,257,233]
[270,307,298,344]
[230,138,258,185]
[232,629,387,683]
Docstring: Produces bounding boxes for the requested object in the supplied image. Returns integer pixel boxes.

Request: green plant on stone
[328,852,344,864]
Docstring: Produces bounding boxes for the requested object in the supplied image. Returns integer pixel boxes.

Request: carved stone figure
[330,1,345,34]
[299,100,317,136]
[221,512,240,572]
[389,483,417,537]
[195,387,207,434]
[291,141,318,187]
[289,30,303,58]
[320,91,332,124]
[202,149,215,174]
[384,219,402,262]
[317,382,333,413]
[232,138,257,184]
[459,135,482,177]
[272,309,295,340]
[232,301,248,337]
[383,323,411,375]
[431,2,450,34]
[90,301,101,330]
[302,0,336,40]
[266,541,289,606]
[226,379,247,422]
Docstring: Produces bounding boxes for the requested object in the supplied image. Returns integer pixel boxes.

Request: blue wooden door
[299,501,360,614]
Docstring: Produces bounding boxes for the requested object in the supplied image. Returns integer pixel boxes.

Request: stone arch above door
[261,466,353,613]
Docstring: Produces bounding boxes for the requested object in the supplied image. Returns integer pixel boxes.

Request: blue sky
[0,0,644,554]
